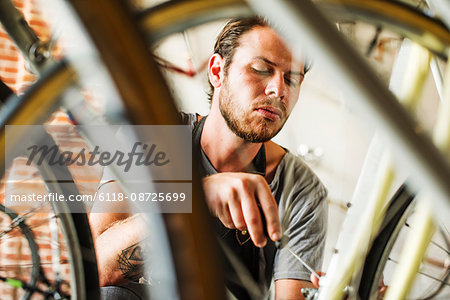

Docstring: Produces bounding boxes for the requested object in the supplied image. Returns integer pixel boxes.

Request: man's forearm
[93,215,149,286]
[275,279,314,300]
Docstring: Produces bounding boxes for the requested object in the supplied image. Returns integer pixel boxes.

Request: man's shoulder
[274,145,327,200]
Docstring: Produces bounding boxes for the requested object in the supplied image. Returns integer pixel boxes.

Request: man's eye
[285,77,300,87]
[252,67,271,75]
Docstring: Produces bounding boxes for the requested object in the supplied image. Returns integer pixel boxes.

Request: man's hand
[310,271,324,288]
[310,272,387,299]
[202,172,281,247]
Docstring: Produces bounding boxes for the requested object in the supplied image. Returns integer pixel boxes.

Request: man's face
[218,26,304,143]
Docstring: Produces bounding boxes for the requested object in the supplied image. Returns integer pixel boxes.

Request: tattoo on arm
[117,239,147,282]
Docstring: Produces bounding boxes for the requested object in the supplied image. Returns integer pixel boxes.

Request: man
[91,17,327,300]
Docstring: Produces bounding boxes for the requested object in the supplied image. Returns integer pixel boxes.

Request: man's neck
[200,110,262,173]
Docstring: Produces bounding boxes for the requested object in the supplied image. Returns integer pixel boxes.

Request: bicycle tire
[0,203,40,300]
[138,0,251,43]
[34,130,100,300]
[139,0,450,60]
[358,185,449,300]
[316,0,450,59]
[358,185,415,299]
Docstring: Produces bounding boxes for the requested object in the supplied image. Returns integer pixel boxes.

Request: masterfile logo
[4,125,192,213]
[26,142,170,172]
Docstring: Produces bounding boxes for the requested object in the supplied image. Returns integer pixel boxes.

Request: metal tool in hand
[259,209,322,282]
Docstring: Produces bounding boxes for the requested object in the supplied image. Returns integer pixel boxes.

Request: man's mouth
[256,106,282,121]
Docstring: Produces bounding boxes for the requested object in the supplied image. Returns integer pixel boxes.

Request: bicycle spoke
[442,224,450,237]
[1,202,49,228]
[387,257,450,287]
[0,234,68,253]
[0,219,54,241]
[0,227,20,239]
[1,211,58,231]
[431,294,450,299]
[430,241,450,256]
[0,260,70,271]
[404,222,450,255]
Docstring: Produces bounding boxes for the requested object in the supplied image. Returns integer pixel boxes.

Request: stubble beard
[218,79,288,143]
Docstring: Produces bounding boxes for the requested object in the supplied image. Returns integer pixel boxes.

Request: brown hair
[207,17,268,102]
[207,16,310,102]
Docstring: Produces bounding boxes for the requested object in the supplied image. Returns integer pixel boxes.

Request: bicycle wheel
[0,126,100,299]
[0,203,40,300]
[0,202,98,300]
[359,185,450,300]
[32,130,100,300]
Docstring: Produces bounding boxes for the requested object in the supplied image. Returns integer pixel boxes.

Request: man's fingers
[202,172,279,246]
[310,274,320,288]
[228,198,247,231]
[240,189,266,247]
[255,178,281,241]
[218,204,236,229]
[310,271,324,288]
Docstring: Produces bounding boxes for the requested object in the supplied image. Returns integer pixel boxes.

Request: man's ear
[208,53,224,89]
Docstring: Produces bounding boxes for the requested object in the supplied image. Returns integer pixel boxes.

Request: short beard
[219,81,286,143]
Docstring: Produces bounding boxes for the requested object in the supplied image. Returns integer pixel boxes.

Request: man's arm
[91,171,281,285]
[275,279,315,300]
[89,181,149,286]
[92,214,148,286]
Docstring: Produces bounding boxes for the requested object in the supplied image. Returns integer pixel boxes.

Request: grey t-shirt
[269,151,328,281]
[183,112,328,282]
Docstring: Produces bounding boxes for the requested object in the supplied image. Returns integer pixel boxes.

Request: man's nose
[265,72,285,100]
